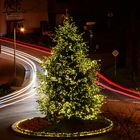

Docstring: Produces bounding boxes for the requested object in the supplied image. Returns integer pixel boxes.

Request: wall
[22,0,48,33]
[0,0,6,35]
[0,0,48,35]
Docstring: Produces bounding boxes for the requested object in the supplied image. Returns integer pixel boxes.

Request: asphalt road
[0,46,114,139]
[0,94,115,140]
[2,41,140,139]
[0,94,41,140]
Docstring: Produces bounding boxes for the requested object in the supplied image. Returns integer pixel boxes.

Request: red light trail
[97,72,140,95]
[96,80,140,101]
[0,36,52,56]
[1,36,140,101]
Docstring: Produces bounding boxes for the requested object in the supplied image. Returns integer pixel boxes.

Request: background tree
[37,15,104,121]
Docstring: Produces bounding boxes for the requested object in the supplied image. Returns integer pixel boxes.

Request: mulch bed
[18,117,111,133]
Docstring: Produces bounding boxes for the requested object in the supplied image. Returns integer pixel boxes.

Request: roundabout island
[11,117,113,138]
[11,15,114,139]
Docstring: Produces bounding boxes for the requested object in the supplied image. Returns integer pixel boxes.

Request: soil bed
[12,117,113,137]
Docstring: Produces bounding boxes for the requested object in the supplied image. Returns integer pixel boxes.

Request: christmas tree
[37,15,104,121]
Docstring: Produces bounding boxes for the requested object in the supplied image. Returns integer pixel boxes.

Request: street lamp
[20,27,25,32]
[13,27,16,80]
[13,26,25,84]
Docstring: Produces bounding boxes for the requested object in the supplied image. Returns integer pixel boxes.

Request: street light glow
[20,27,25,33]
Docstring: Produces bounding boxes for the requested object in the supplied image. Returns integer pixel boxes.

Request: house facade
[1,0,140,77]
[0,0,48,35]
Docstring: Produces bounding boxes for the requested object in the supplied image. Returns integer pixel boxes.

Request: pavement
[0,53,25,86]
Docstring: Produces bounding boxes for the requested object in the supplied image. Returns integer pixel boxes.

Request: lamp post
[13,26,25,83]
[13,27,16,80]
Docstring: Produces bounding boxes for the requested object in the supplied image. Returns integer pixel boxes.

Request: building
[1,0,140,77]
[0,0,48,35]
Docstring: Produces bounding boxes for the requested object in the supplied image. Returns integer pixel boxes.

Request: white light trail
[0,46,39,108]
[0,89,36,109]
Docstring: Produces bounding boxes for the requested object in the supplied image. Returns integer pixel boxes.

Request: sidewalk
[0,53,25,86]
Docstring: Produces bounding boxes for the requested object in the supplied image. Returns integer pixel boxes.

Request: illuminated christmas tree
[37,14,104,121]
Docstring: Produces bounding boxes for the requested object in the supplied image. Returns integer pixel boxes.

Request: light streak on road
[97,72,140,95]
[0,36,51,52]
[0,89,36,109]
[1,37,140,108]
[0,46,36,96]
[0,90,36,109]
[96,80,140,101]
[0,36,52,55]
[0,46,38,108]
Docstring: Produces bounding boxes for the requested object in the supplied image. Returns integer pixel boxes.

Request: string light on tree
[37,14,104,121]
